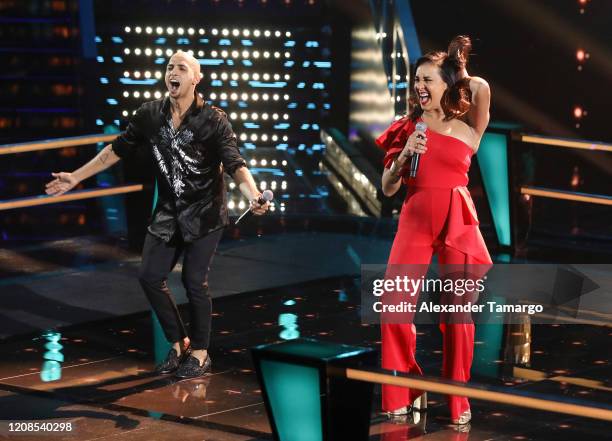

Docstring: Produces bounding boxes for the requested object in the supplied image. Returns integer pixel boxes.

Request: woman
[376,36,492,425]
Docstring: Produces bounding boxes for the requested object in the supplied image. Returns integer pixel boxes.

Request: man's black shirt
[112,94,246,242]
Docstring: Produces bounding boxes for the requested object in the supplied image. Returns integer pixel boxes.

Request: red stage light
[576,49,585,62]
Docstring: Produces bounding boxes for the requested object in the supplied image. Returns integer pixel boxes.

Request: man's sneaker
[154,348,190,375]
[175,354,212,379]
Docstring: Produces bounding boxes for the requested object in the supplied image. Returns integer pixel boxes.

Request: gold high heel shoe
[452,409,471,425]
[411,392,427,424]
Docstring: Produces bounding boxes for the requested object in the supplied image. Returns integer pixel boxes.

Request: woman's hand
[394,130,427,170]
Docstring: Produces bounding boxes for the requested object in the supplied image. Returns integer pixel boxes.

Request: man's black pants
[138,229,223,349]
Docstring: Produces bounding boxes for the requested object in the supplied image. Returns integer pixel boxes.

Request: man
[46,50,269,378]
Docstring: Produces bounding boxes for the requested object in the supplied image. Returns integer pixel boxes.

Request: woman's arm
[467,76,491,139]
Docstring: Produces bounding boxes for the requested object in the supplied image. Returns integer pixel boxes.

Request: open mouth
[418,91,431,106]
[169,79,181,93]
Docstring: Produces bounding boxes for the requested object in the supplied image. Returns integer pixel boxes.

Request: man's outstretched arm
[45,144,121,196]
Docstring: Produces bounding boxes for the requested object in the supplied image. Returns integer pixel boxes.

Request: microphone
[409,121,427,178]
[234,189,273,225]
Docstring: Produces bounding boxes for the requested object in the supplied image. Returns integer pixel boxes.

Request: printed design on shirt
[152,119,204,198]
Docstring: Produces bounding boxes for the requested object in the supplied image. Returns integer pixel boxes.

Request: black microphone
[409,121,427,178]
[234,189,273,225]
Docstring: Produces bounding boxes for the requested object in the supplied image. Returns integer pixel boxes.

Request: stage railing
[0,132,144,212]
[343,367,612,422]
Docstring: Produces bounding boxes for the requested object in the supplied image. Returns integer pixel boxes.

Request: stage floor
[0,232,610,440]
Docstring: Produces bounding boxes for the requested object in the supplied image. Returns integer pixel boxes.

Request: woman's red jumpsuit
[376,117,492,420]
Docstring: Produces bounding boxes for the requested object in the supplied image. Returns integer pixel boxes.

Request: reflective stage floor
[0,229,610,440]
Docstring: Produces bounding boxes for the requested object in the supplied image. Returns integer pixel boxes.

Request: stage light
[221,72,228,80]
[281,181,287,189]
[232,29,240,37]
[260,181,267,189]
[156,26,163,34]
[264,30,271,37]
[211,50,218,57]
[229,182,236,189]
[228,200,235,209]
[250,159,257,166]
[241,93,249,100]
[230,112,238,119]
[210,92,217,99]
[263,73,270,80]
[220,93,227,100]
[145,48,152,56]
[123,71,129,77]
[275,31,281,37]
[262,113,269,120]
[211,72,218,79]
[231,72,238,80]
[135,26,142,34]
[576,49,589,62]
[243,29,250,37]
[134,71,141,78]
[144,71,151,78]
[242,73,249,80]
[273,94,279,101]
[133,91,140,98]
[144,91,151,98]
[198,50,204,56]
[282,160,287,166]
[231,93,238,100]
[154,91,162,98]
[254,29,261,37]
[272,135,278,141]
[238,200,246,210]
[264,51,270,58]
[262,134,268,141]
[155,48,163,56]
[198,28,205,35]
[284,51,290,58]
[134,48,141,55]
[260,159,268,166]
[177,27,184,35]
[283,94,289,100]
[251,134,258,141]
[124,26,131,33]
[241,112,248,119]
[222,28,229,36]
[274,51,280,58]
[271,159,278,166]
[286,31,291,37]
[123,91,129,97]
[242,50,250,58]
[122,110,129,116]
[212,28,219,35]
[272,113,279,120]
[251,112,259,119]
[188,28,195,35]
[232,50,239,58]
[166,27,174,35]
[253,51,260,58]
[274,74,280,80]
[221,50,228,58]
[271,180,277,189]
[284,74,290,80]
[124,48,130,55]
[166,48,173,56]
[241,133,248,141]
[187,50,194,56]
[282,135,288,141]
[573,106,583,118]
[253,73,260,80]
[145,26,152,34]
[283,113,289,120]
[262,94,269,100]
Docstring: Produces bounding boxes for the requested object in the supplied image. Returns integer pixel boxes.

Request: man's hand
[45,172,79,196]
[250,196,270,215]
